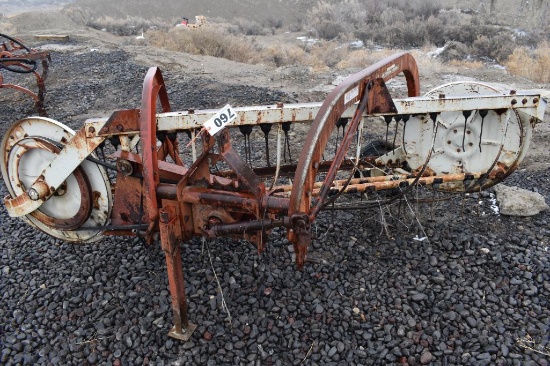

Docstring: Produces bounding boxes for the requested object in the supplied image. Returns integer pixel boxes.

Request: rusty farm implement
[1,52,547,340]
[0,33,50,116]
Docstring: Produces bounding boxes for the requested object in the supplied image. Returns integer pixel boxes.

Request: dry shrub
[438,41,470,62]
[334,48,447,77]
[307,0,366,39]
[145,28,466,77]
[86,15,167,36]
[61,6,94,26]
[410,0,442,19]
[265,41,355,72]
[228,17,269,36]
[425,15,446,46]
[0,21,17,35]
[265,18,283,30]
[148,28,261,64]
[379,7,406,26]
[506,41,550,83]
[262,43,307,67]
[472,34,515,63]
[305,42,350,70]
[399,19,427,48]
[314,20,345,41]
[409,49,446,75]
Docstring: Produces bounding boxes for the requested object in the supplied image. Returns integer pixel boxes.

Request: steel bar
[4,127,107,217]
[159,202,197,341]
[82,92,544,135]
[270,171,485,198]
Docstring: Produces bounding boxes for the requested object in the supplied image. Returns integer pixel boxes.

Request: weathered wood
[33,34,70,41]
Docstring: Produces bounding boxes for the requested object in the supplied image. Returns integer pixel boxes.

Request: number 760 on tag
[203,104,237,135]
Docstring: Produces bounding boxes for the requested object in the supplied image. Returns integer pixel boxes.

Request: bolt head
[27,188,40,201]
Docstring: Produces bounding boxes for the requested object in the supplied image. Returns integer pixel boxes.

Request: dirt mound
[2,9,81,35]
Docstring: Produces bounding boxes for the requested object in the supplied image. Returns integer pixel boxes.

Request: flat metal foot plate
[167,323,197,341]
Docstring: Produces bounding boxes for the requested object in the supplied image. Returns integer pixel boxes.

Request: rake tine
[282,122,292,163]
[260,123,272,167]
[269,123,283,190]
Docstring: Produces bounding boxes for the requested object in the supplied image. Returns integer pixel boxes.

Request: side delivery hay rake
[1,52,547,340]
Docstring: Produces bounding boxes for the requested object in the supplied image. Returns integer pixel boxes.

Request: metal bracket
[290,213,311,269]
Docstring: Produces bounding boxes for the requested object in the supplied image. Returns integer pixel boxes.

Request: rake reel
[1,52,546,340]
[0,33,51,116]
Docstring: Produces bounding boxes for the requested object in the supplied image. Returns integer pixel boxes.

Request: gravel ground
[1,43,550,366]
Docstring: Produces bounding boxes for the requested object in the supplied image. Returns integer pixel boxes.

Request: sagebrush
[506,41,550,83]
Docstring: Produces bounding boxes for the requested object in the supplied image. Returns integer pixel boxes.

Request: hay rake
[1,52,546,340]
[0,33,50,116]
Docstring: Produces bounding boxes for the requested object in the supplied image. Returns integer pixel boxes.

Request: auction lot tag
[203,104,237,135]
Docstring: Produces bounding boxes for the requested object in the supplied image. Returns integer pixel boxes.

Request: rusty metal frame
[287,52,419,266]
[0,33,51,116]
[289,52,419,220]
[138,67,172,243]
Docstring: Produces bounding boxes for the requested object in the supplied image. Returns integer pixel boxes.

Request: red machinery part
[288,52,420,267]
[0,33,50,116]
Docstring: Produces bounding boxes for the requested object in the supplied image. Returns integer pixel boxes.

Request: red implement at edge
[0,33,50,116]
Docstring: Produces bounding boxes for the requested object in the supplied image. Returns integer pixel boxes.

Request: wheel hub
[0,117,112,242]
[7,137,93,230]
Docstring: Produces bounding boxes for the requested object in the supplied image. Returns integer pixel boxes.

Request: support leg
[159,204,197,341]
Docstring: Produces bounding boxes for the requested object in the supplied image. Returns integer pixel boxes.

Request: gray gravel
[1,42,549,365]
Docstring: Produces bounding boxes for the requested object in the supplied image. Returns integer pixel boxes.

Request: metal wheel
[1,117,112,242]
[403,82,530,190]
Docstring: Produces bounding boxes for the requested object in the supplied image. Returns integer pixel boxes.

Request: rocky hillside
[442,0,549,29]
[0,0,73,16]
[63,0,549,33]
[67,0,317,24]
[3,0,548,31]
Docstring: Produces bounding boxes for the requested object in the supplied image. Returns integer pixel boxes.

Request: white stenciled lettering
[382,64,399,79]
[344,86,359,105]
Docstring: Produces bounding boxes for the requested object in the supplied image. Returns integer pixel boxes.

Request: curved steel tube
[289,52,420,221]
[139,67,172,242]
